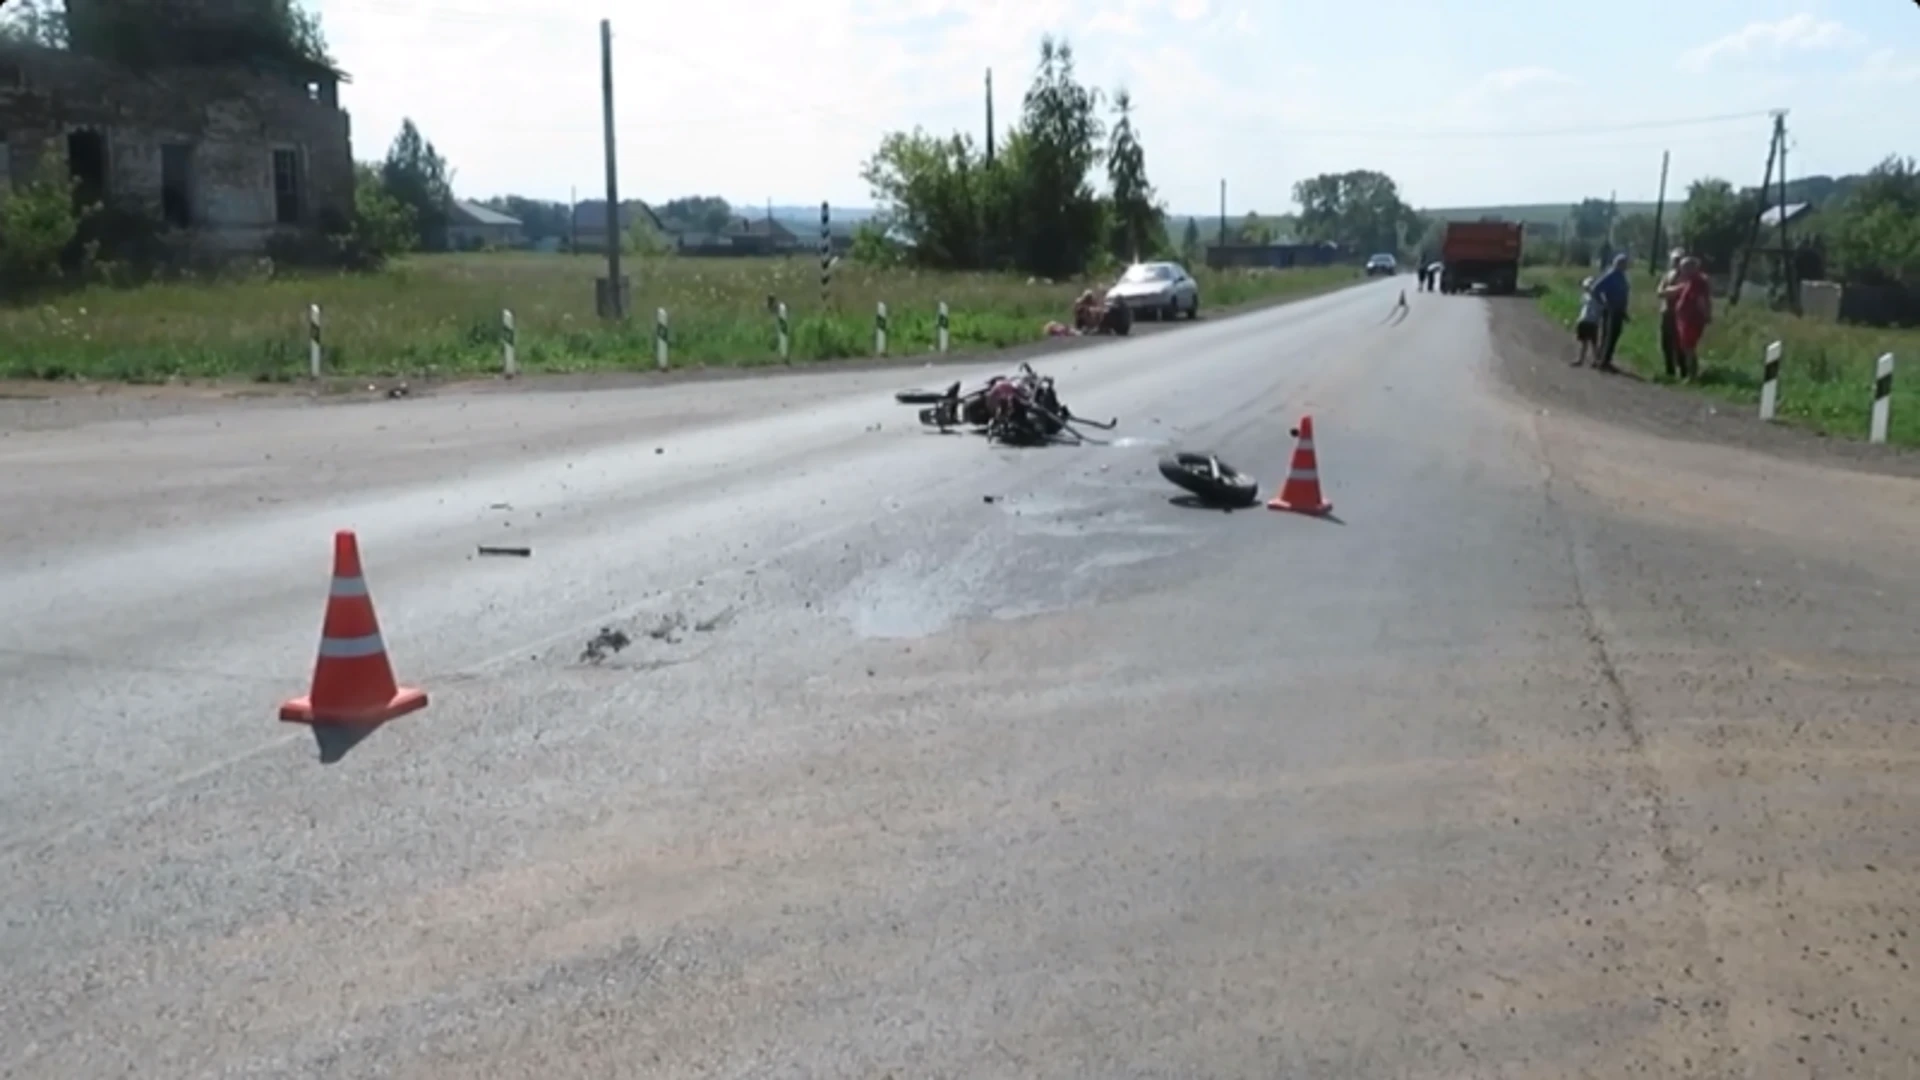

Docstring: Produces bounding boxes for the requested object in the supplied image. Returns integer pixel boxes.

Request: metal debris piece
[478,545,531,557]
[580,627,632,664]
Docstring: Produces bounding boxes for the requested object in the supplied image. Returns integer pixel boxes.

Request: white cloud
[1439,66,1581,126]
[309,0,1914,215]
[1677,14,1863,73]
[1856,48,1920,85]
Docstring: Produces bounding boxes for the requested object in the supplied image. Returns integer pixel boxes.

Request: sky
[308,0,1918,213]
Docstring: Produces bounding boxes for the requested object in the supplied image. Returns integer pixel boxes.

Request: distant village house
[448,199,523,250]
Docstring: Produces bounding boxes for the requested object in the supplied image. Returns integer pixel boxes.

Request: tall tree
[1677,178,1753,273]
[1291,170,1418,255]
[1569,198,1614,243]
[1822,155,1920,287]
[1106,88,1161,262]
[0,0,68,46]
[379,119,454,252]
[656,196,734,234]
[1017,36,1106,278]
[1182,216,1202,260]
[858,37,1105,277]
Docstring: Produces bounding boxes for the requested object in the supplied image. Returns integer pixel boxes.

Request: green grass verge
[0,254,1364,383]
[1527,267,1918,447]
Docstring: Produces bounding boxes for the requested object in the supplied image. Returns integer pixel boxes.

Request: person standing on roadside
[1588,253,1631,372]
[1661,255,1711,381]
[1656,247,1685,378]
[1572,276,1602,367]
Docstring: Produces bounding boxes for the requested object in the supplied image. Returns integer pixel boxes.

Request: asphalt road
[3,278,1917,1078]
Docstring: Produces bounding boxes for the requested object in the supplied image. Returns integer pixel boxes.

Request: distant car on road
[1364,253,1398,277]
[1106,261,1200,321]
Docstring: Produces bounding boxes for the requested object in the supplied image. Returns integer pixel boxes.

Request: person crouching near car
[1073,289,1102,334]
[1573,276,1602,367]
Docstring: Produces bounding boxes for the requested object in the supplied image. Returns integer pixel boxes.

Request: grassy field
[1529,267,1917,447]
[0,254,1362,383]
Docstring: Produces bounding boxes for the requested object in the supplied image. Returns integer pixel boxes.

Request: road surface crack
[1528,413,1685,877]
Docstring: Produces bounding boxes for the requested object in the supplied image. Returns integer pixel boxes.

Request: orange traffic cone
[1267,415,1333,516]
[280,530,428,726]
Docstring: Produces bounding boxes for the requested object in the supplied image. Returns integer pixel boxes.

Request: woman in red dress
[1662,256,1711,381]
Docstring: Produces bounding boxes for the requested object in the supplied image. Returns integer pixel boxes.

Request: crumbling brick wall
[0,42,352,254]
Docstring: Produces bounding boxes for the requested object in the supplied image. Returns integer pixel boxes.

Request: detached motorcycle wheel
[1158,452,1260,507]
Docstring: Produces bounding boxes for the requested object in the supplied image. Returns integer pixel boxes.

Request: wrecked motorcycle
[894,362,1117,446]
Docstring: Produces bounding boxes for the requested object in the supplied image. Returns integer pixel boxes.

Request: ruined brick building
[0,0,353,254]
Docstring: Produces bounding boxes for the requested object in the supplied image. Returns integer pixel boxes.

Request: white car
[1106,261,1200,321]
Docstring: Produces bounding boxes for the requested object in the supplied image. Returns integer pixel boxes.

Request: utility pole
[599,18,624,319]
[1218,178,1227,247]
[1648,150,1670,275]
[1777,111,1796,312]
[984,69,995,165]
[569,185,577,253]
[1731,110,1782,307]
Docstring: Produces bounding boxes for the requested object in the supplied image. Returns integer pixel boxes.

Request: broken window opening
[271,147,302,225]
[67,129,108,210]
[161,143,192,227]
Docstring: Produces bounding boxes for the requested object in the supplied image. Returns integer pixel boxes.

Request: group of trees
[860,39,1433,279]
[859,37,1165,278]
[1670,157,1917,288]
[1533,155,1918,290]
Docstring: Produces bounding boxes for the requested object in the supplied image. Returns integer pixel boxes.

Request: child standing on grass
[1572,276,1602,367]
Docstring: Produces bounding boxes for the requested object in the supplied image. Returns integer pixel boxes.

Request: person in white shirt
[1656,247,1685,378]
[1573,276,1602,367]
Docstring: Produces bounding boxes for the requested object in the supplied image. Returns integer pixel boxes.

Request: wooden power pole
[599,18,624,319]
[1730,111,1784,308]
[1648,150,1670,275]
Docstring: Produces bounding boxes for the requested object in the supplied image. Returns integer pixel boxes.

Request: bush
[0,169,82,290]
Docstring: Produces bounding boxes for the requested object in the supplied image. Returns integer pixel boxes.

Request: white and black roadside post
[937,301,950,354]
[875,301,888,356]
[1870,352,1893,444]
[502,308,517,377]
[776,302,790,361]
[655,308,669,370]
[1759,339,1781,421]
[307,303,322,378]
[819,201,831,306]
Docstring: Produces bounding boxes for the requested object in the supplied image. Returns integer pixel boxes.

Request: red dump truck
[1439,221,1524,296]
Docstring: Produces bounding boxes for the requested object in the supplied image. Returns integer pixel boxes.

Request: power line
[1242,109,1780,141]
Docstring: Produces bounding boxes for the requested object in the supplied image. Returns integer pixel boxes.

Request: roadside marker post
[502,309,517,377]
[308,304,322,378]
[1870,352,1893,444]
[875,301,888,356]
[937,301,950,354]
[655,308,669,370]
[1759,340,1781,421]
[776,302,790,361]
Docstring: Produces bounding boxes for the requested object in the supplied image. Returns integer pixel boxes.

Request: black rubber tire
[1158,452,1259,507]
[895,389,948,405]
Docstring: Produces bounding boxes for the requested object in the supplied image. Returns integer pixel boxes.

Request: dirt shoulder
[1487,294,1920,480]
[0,277,1365,434]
